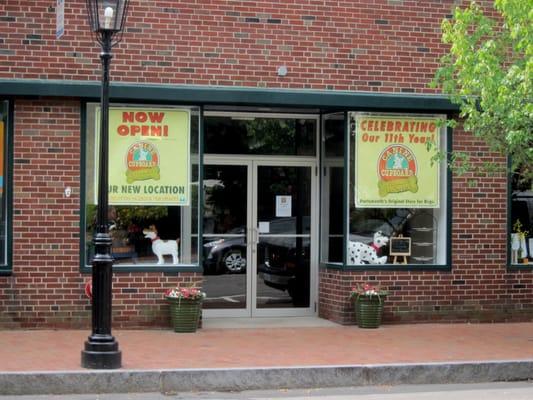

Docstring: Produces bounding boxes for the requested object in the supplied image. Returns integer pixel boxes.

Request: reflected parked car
[203,218,311,306]
[203,228,246,275]
[257,235,310,307]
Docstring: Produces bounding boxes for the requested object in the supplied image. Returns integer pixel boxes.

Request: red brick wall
[0,99,202,328]
[0,0,496,92]
[319,128,533,325]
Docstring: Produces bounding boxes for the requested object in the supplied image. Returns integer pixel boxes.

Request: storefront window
[320,113,345,264]
[347,112,448,267]
[83,104,200,269]
[0,100,9,273]
[510,171,532,265]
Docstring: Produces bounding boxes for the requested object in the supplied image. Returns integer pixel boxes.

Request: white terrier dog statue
[143,225,179,265]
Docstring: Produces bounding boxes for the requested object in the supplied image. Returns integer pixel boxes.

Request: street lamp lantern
[85,1,130,39]
[81,0,130,370]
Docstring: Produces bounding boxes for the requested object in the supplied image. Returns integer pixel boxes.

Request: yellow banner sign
[100,107,190,205]
[353,113,442,208]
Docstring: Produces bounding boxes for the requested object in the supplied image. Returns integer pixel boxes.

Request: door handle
[248,227,255,253]
[251,227,258,252]
[247,227,253,247]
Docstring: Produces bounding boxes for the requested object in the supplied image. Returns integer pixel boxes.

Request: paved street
[1,383,533,400]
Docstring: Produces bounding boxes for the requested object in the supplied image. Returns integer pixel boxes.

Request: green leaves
[433,0,533,181]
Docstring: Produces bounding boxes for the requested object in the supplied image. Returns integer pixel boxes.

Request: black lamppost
[81,0,130,370]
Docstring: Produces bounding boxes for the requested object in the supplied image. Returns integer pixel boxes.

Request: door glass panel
[202,165,247,310]
[256,166,311,308]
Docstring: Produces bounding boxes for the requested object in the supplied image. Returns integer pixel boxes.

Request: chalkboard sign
[389,237,411,256]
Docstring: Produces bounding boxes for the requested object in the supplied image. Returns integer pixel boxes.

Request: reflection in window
[204,115,316,156]
[202,165,248,309]
[203,165,247,235]
[320,113,345,263]
[257,236,310,308]
[510,172,532,264]
[85,205,184,265]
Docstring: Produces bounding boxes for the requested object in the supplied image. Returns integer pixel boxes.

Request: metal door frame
[202,155,318,318]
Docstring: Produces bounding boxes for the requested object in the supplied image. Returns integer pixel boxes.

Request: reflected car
[257,236,310,307]
[203,218,311,306]
[203,229,246,275]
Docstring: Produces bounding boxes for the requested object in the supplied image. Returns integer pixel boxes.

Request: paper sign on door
[276,195,292,217]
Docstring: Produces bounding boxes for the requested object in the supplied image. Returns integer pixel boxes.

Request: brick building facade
[0,0,531,329]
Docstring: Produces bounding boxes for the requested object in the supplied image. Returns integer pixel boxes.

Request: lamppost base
[81,337,122,369]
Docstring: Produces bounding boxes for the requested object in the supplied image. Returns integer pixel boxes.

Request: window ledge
[343,263,451,272]
[80,264,203,273]
[507,263,533,271]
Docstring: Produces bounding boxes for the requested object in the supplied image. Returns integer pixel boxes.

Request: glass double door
[202,158,316,317]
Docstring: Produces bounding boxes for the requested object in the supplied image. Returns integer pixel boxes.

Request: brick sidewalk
[1,322,532,372]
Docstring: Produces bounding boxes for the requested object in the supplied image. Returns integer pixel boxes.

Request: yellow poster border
[94,106,191,206]
[352,112,444,209]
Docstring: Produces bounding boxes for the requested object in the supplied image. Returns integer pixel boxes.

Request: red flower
[164,285,206,300]
[350,282,388,299]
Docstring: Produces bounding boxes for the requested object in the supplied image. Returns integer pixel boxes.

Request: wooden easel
[390,234,410,264]
[393,254,408,265]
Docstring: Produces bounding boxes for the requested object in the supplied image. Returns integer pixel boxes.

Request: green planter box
[166,297,202,333]
[353,295,385,329]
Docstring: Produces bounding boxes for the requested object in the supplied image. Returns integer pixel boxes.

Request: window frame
[0,99,13,276]
[507,162,533,270]
[342,111,452,271]
[79,101,203,273]
[319,111,346,267]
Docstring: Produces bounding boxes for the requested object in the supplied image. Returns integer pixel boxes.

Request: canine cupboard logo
[125,141,160,184]
[353,113,441,208]
[377,145,418,197]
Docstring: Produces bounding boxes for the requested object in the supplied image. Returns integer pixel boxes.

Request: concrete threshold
[202,316,339,329]
[1,360,532,396]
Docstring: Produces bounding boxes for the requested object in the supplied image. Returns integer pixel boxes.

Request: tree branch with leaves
[432,0,532,182]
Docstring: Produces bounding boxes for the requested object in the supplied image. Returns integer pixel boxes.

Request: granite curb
[1,360,532,395]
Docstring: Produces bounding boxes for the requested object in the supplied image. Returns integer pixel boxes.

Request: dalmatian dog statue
[348,231,389,265]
